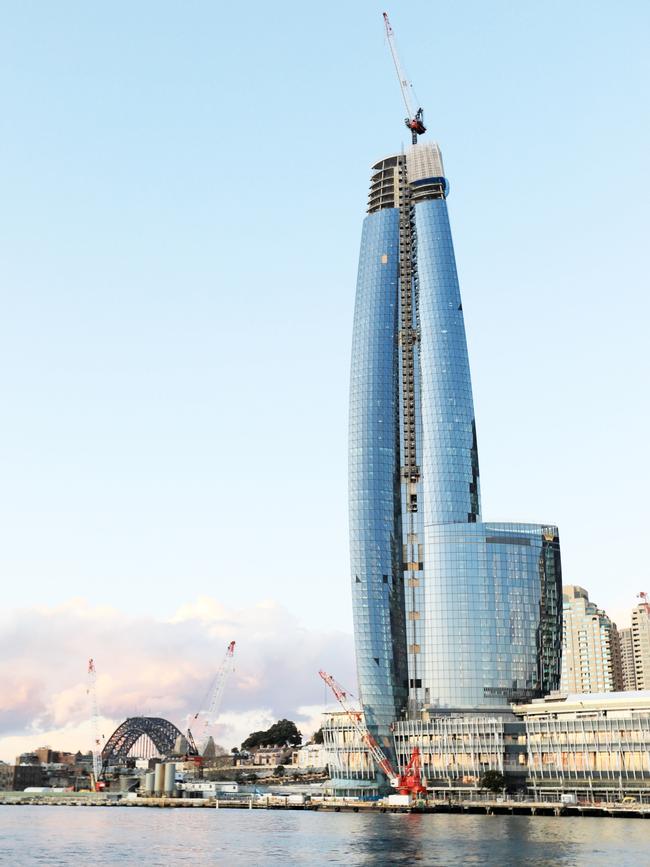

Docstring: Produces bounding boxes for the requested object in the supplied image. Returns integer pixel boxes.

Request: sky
[0,1,649,760]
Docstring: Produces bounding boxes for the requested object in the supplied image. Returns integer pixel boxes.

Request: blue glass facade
[416,199,480,526]
[420,522,562,708]
[349,204,408,740]
[349,142,562,733]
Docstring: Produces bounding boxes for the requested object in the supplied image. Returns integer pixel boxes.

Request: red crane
[319,670,426,797]
[638,592,650,615]
[383,12,426,144]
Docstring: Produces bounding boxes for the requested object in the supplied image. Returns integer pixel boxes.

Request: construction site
[5,13,650,817]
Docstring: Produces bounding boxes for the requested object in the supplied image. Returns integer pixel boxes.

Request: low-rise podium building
[324,692,650,800]
[514,691,650,798]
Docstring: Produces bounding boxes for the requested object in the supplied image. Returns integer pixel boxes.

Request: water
[0,807,648,866]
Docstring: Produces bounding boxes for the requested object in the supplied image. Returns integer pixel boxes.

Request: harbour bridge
[101,717,188,766]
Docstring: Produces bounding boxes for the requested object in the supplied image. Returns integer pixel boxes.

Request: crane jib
[382,12,427,143]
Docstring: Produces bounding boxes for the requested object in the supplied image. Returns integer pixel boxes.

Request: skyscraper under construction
[348,22,563,750]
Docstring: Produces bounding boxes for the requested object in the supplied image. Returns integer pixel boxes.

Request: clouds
[0,597,355,762]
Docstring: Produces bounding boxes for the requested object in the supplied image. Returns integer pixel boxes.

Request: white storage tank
[163,763,176,795]
[153,763,165,796]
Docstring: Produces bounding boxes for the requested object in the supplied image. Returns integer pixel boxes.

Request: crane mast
[383,12,426,144]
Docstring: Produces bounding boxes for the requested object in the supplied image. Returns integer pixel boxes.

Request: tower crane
[638,592,650,615]
[319,670,426,797]
[188,640,236,755]
[383,12,426,144]
[86,658,105,790]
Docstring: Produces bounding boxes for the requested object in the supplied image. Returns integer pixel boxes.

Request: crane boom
[190,640,236,749]
[319,670,427,797]
[204,640,236,721]
[86,658,103,785]
[383,12,426,144]
[383,11,415,119]
[319,670,398,783]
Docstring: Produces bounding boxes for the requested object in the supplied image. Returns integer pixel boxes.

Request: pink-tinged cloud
[0,597,355,762]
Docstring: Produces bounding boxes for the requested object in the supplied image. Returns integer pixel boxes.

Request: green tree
[274,764,286,777]
[479,770,506,794]
[241,719,302,750]
[241,730,265,750]
[312,728,324,745]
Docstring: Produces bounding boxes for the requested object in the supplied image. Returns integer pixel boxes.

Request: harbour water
[1,807,649,866]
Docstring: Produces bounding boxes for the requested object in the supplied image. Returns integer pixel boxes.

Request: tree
[241,719,302,750]
[479,770,506,794]
[274,764,285,777]
[312,728,324,745]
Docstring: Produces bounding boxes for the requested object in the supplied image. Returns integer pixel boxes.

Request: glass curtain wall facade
[421,523,562,708]
[349,142,562,742]
[349,187,408,745]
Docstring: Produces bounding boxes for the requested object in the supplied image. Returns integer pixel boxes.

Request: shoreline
[1,795,649,819]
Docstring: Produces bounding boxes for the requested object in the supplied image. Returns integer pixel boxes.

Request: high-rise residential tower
[349,140,563,749]
[559,585,623,694]
[631,602,650,689]
[619,627,637,690]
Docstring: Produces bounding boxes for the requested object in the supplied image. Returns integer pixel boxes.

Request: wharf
[1,793,649,818]
[310,800,650,819]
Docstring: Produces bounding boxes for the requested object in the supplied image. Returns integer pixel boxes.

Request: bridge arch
[101,716,185,765]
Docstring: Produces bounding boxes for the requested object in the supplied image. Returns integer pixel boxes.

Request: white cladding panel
[406,142,445,183]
